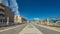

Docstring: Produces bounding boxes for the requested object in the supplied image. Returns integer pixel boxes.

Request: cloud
[0,0,20,16]
[9,0,20,16]
[0,0,9,6]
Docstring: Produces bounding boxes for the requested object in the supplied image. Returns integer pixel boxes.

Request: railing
[0,6,4,9]
[0,16,5,19]
[0,11,4,14]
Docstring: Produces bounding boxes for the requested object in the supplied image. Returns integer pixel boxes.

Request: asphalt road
[0,23,60,34]
[0,24,27,34]
[19,23,43,34]
[32,23,60,34]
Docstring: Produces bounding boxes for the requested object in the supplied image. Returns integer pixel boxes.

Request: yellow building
[14,16,22,24]
[14,16,27,24]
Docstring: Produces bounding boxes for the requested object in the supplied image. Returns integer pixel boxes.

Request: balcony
[0,11,4,14]
[0,16,5,19]
[0,6,4,9]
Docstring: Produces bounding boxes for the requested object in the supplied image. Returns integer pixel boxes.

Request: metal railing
[0,6,5,9]
[0,11,4,14]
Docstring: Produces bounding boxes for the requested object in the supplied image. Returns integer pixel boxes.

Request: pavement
[32,23,60,34]
[0,24,21,30]
[0,23,60,34]
[19,23,43,34]
[33,23,60,32]
[0,23,27,34]
[39,25,60,32]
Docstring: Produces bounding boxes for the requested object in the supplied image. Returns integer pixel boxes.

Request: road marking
[19,23,43,34]
[30,24,43,34]
[0,25,21,32]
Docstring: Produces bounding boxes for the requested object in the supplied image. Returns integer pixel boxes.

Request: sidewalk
[0,24,18,30]
[0,23,27,32]
[33,23,60,32]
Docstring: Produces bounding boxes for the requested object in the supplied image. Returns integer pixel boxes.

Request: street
[0,24,27,34]
[0,23,60,34]
[0,0,60,34]
[32,23,60,34]
[19,23,43,34]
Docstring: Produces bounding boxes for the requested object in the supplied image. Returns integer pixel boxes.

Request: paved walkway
[19,23,43,34]
[33,23,60,32]
[33,24,60,34]
[0,24,27,34]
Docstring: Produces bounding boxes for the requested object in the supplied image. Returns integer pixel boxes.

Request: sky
[16,0,60,20]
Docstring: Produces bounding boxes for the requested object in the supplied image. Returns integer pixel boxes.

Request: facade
[14,16,22,24]
[14,16,27,24]
[21,17,27,23]
[0,3,14,26]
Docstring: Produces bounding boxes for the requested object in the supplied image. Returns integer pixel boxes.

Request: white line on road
[30,23,43,34]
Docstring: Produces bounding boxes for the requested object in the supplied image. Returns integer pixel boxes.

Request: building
[14,16,27,24]
[21,17,27,23]
[0,3,14,26]
[14,16,22,24]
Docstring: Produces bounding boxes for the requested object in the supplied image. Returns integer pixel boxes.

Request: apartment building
[0,3,14,26]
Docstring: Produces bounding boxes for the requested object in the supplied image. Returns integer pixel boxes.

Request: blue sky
[16,0,60,20]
